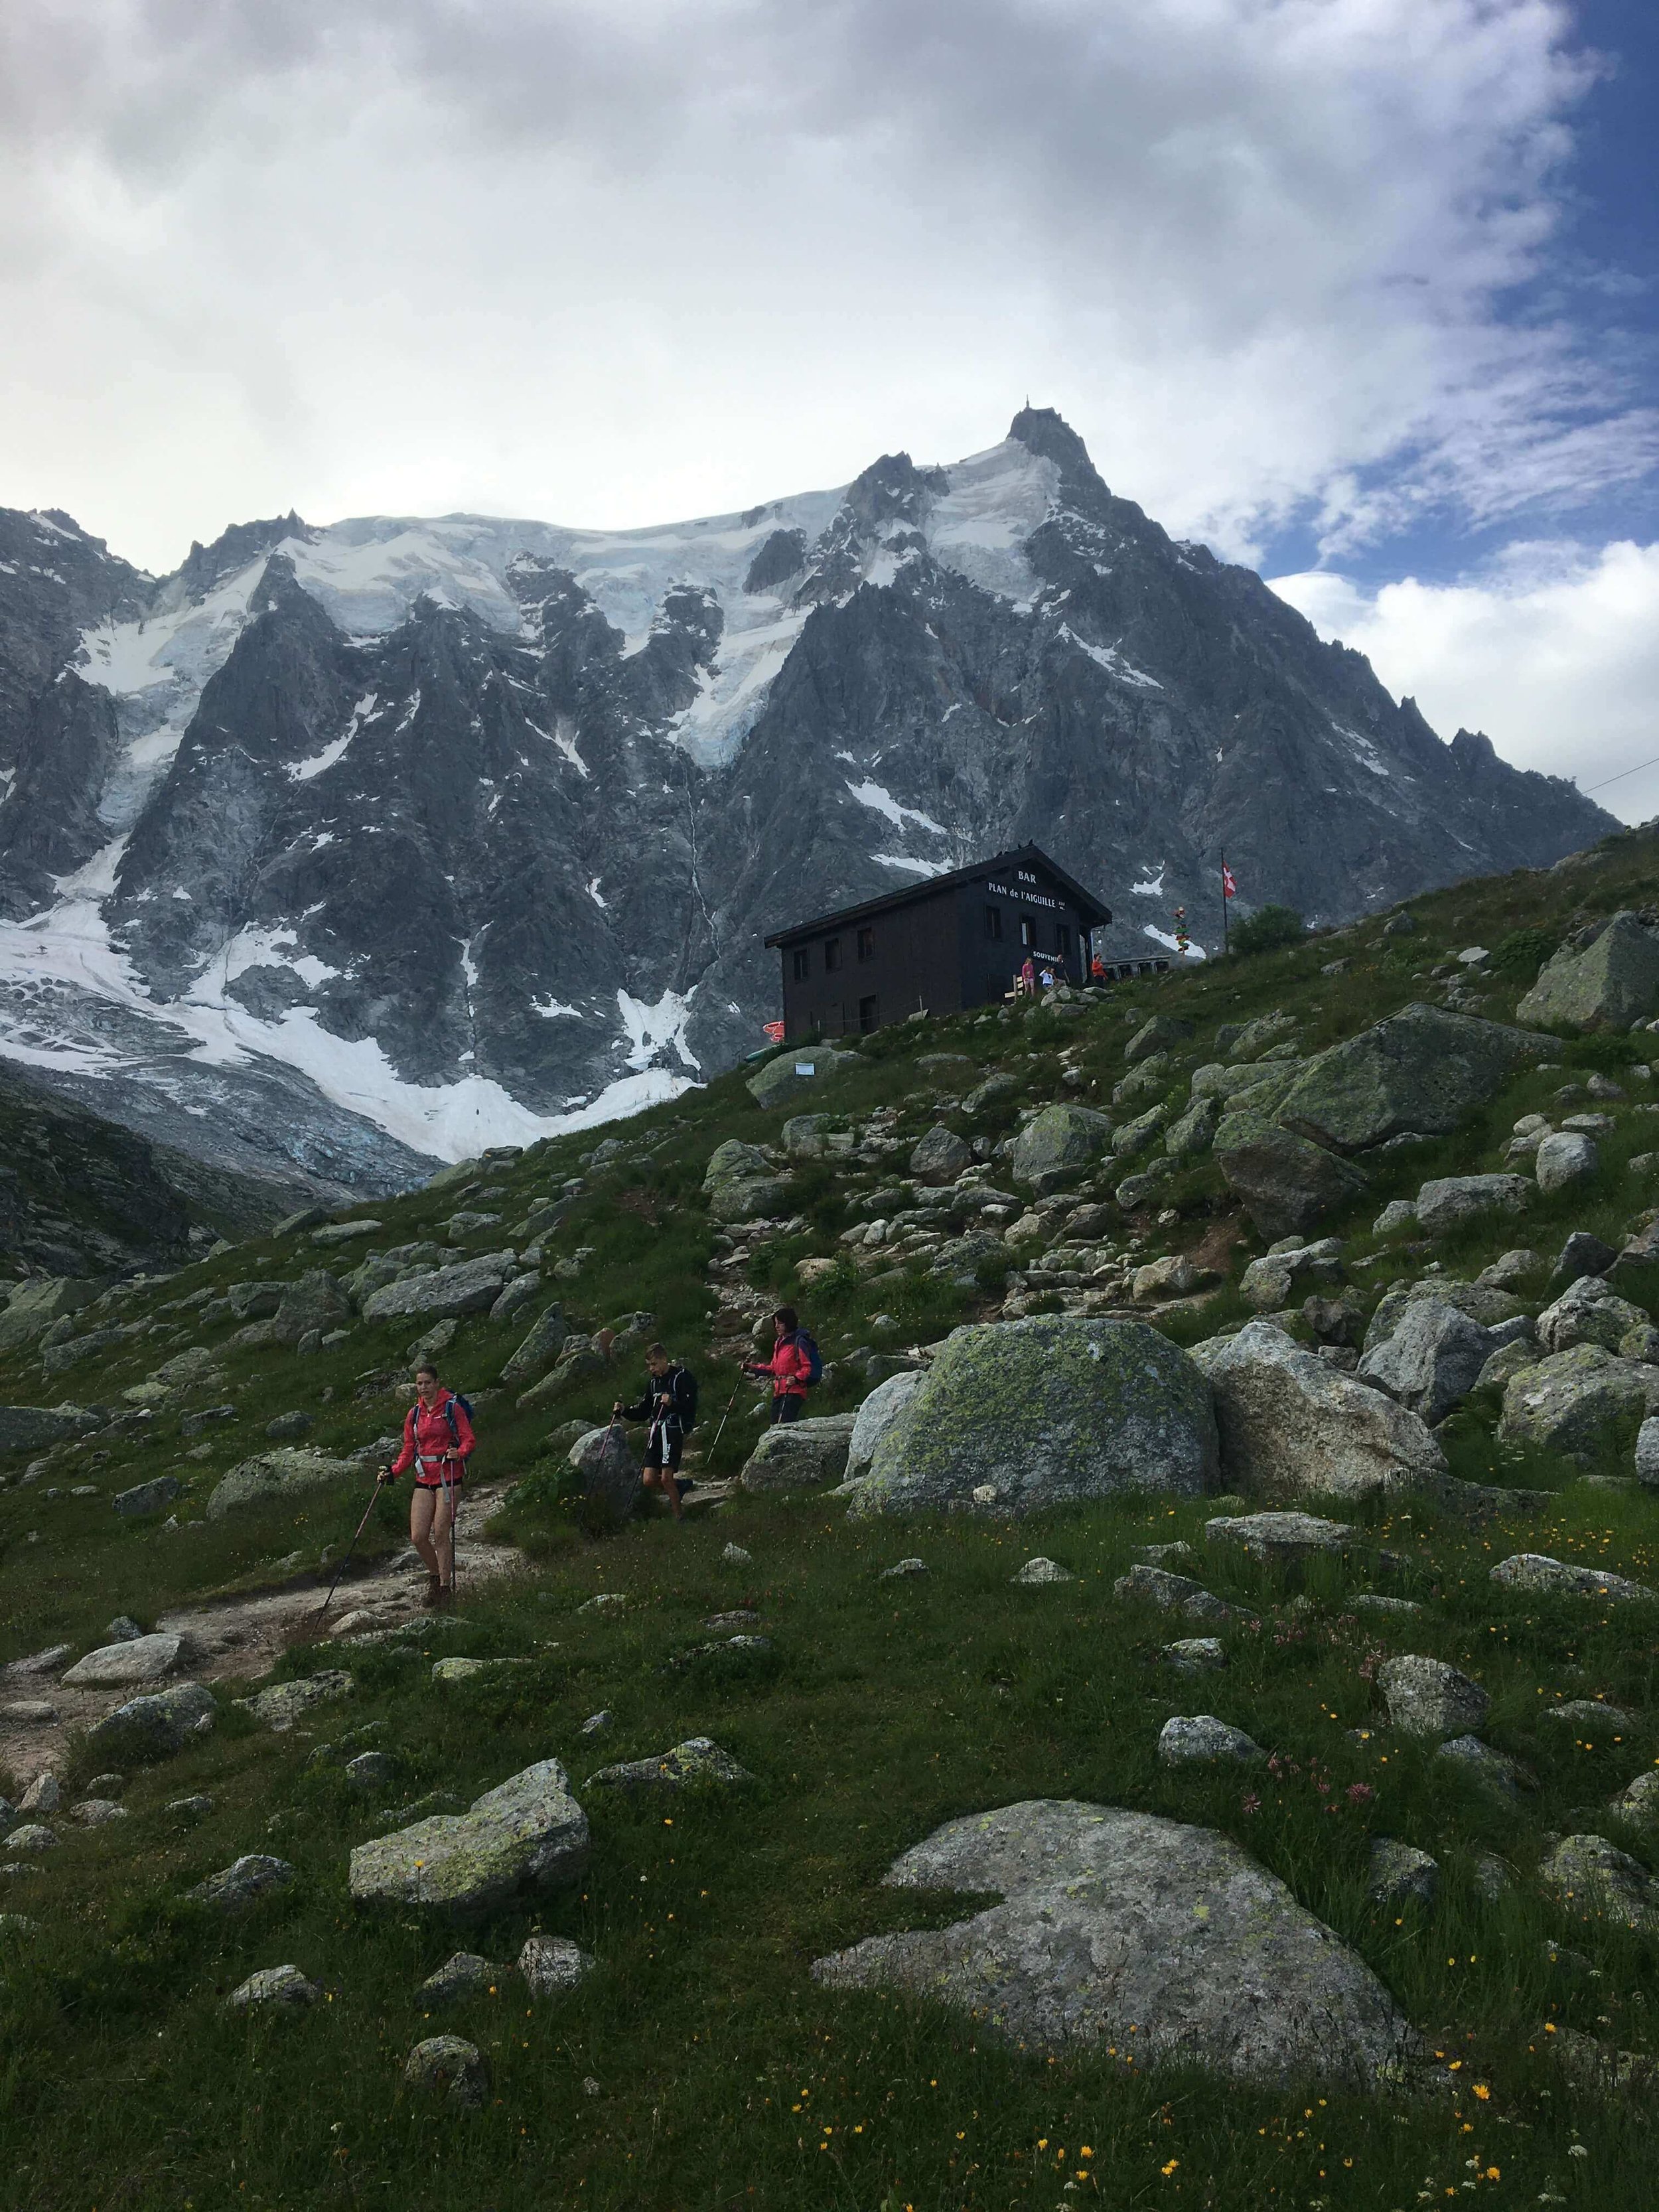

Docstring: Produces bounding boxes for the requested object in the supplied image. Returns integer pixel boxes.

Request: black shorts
[643,1431,684,1471]
[770,1395,804,1426]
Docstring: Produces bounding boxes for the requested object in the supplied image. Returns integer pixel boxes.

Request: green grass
[9,824,1659,2205]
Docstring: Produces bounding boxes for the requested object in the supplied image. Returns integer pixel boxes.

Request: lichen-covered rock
[1610,1771,1659,1822]
[741,1412,857,1493]
[238,1672,355,1730]
[0,1403,102,1454]
[1488,1552,1656,1603]
[60,1633,186,1688]
[745,1048,860,1110]
[1412,1174,1531,1237]
[403,2034,490,2107]
[1008,1104,1114,1187]
[499,1303,568,1381]
[1518,913,1659,1031]
[1112,1104,1169,1159]
[845,1370,924,1482]
[1379,1655,1489,1739]
[1274,1003,1551,1153]
[812,1799,1423,2085]
[519,1934,595,1998]
[190,1854,295,1911]
[847,1317,1218,1518]
[585,1737,753,1793]
[781,1114,856,1160]
[1536,1275,1652,1358]
[227,1964,321,2010]
[1202,1321,1445,1502]
[1368,1838,1438,1909]
[1356,1299,1497,1425]
[909,1126,972,1185]
[1112,1564,1243,1623]
[1158,1715,1264,1764]
[113,1475,181,1518]
[1496,1346,1659,1462]
[1239,1240,1343,1313]
[1164,1637,1227,1673]
[1126,1014,1192,1062]
[1434,1736,1529,1795]
[1011,1556,1074,1585]
[1212,1114,1368,1241]
[1362,1276,1525,1349]
[1636,1415,1659,1488]
[207,1447,364,1520]
[1204,1511,1354,1561]
[1535,1130,1599,1195]
[350,1759,589,1916]
[87,1680,216,1763]
[417,1951,504,2005]
[1538,1833,1659,1929]
[1164,1094,1220,1158]
[362,1252,515,1323]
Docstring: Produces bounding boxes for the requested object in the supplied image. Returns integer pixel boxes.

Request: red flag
[1222,864,1237,899]
[762,1019,785,1042]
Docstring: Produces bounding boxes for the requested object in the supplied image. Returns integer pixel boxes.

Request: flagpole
[1220,851,1228,956]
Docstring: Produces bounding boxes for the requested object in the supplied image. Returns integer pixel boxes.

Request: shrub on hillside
[1230,903,1305,956]
[1490,925,1558,979]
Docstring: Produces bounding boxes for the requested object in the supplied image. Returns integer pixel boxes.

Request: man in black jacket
[613,1343,697,1520]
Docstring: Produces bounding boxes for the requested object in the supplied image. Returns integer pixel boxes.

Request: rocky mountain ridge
[0,410,1611,1194]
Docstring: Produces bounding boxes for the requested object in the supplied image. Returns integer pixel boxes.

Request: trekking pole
[443,1457,460,1607]
[315,1475,387,1622]
[707,1368,746,1460]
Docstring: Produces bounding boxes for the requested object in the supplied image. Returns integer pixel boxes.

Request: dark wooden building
[764,845,1112,1039]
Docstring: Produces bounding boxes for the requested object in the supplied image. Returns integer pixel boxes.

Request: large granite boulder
[273,1269,352,1342]
[812,1800,1423,2085]
[1362,1276,1525,1350]
[1489,1552,1656,1603]
[1496,1345,1659,1462]
[1274,1003,1551,1153]
[745,1047,861,1111]
[349,1759,589,1916]
[909,1126,972,1185]
[1518,913,1659,1032]
[1535,1131,1599,1195]
[1212,1114,1367,1241]
[86,1680,216,1761]
[847,1317,1218,1518]
[781,1114,856,1160]
[1536,1275,1655,1359]
[1198,1320,1445,1501]
[499,1302,569,1381]
[0,1277,106,1355]
[740,1412,858,1492]
[60,1633,188,1689]
[1538,1833,1659,1929]
[0,1403,102,1453]
[1356,1299,1497,1425]
[1378,1655,1489,1739]
[1008,1104,1114,1187]
[361,1252,516,1323]
[701,1139,794,1223]
[207,1447,364,1520]
[1413,1175,1531,1238]
[1239,1240,1343,1313]
[845,1370,925,1481]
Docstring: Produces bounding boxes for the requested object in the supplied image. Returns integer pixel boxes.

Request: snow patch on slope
[925,440,1056,603]
[616,987,701,1072]
[845,779,948,838]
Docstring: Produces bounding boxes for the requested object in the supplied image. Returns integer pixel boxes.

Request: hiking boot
[435,1583,455,1608]
[422,1573,443,1610]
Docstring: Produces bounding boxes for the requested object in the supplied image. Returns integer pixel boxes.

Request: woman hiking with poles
[744,1305,815,1424]
[379,1361,474,1607]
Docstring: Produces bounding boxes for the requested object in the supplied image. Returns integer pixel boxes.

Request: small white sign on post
[795,1061,816,1076]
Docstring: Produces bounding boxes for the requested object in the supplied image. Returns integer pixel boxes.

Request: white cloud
[0,0,1649,576]
[1269,540,1659,822]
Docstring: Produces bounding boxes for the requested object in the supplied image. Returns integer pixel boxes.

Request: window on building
[1019,917,1033,948]
[1056,923,1072,960]
[791,948,810,982]
[857,926,875,962]
[824,936,842,972]
[859,994,879,1033]
[984,905,1002,940]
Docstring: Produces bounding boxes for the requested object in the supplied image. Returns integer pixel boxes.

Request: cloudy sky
[3,0,1654,812]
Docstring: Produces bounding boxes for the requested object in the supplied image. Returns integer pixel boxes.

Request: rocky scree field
[7,827,1659,2207]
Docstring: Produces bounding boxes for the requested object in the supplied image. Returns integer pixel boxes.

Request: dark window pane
[824,937,842,972]
[985,905,1002,940]
[859,994,879,1033]
[857,926,875,961]
[792,948,810,981]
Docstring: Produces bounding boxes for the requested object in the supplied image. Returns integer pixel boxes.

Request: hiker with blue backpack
[378,1361,475,1607]
[745,1305,821,1423]
[613,1342,699,1521]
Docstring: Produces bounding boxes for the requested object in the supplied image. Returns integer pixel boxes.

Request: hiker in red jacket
[379,1362,474,1607]
[744,1305,812,1425]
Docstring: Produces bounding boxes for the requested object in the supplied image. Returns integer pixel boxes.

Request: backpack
[673,1366,699,1431]
[793,1329,824,1387]
[407,1392,474,1450]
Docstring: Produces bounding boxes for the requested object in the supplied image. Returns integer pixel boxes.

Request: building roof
[763,843,1112,945]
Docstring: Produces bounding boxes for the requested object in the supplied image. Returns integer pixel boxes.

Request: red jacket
[752,1337,812,1399]
[391,1392,476,1481]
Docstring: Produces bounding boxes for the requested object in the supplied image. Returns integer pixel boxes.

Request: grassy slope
[5,830,1659,2207]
